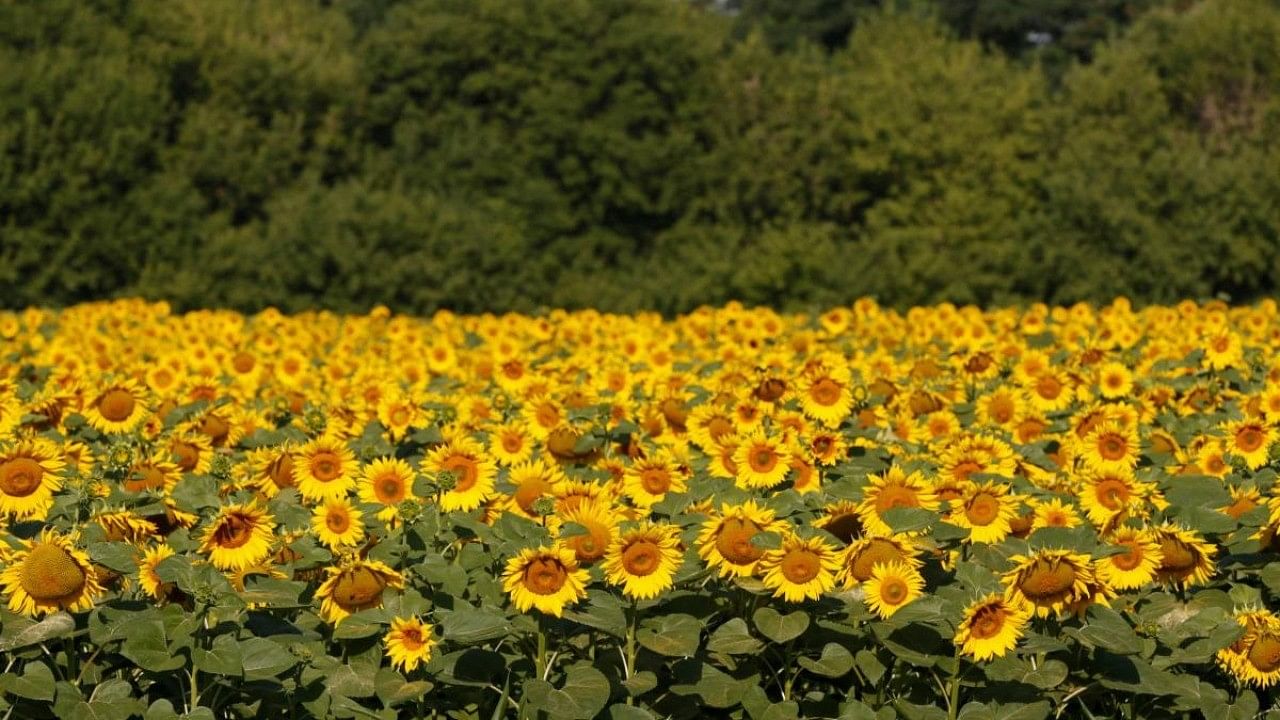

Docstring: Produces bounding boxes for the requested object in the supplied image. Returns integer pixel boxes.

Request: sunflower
[376,393,420,442]
[502,546,589,617]
[817,500,864,544]
[1002,549,1095,618]
[422,435,497,512]
[837,535,922,587]
[799,369,854,427]
[137,543,175,601]
[1217,610,1280,689]
[384,616,438,673]
[955,594,1030,661]
[863,560,925,619]
[0,529,104,616]
[93,508,158,544]
[1080,422,1140,475]
[0,438,65,519]
[948,481,1016,544]
[124,452,182,495]
[1078,470,1147,526]
[316,558,405,624]
[293,435,358,502]
[1096,362,1134,400]
[83,379,150,434]
[311,498,365,550]
[1224,418,1275,470]
[1091,526,1160,591]
[1152,524,1216,588]
[687,404,738,451]
[732,431,791,489]
[507,459,566,520]
[357,457,417,523]
[696,500,785,578]
[168,431,213,476]
[198,502,276,571]
[759,532,841,603]
[621,453,686,508]
[1030,498,1082,531]
[856,466,939,537]
[489,422,534,466]
[557,499,620,566]
[603,522,684,600]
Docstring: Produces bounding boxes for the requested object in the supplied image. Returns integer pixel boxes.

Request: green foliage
[2,0,1280,314]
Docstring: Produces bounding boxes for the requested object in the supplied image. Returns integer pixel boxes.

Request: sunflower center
[213,514,255,549]
[333,567,387,607]
[965,493,1000,526]
[879,577,908,604]
[707,417,734,442]
[1019,559,1077,601]
[443,456,478,491]
[523,558,569,595]
[850,539,905,582]
[823,512,863,544]
[326,509,350,533]
[1158,537,1197,573]
[98,389,136,422]
[199,414,230,445]
[716,518,764,565]
[0,458,44,497]
[640,468,671,495]
[990,396,1015,423]
[1248,634,1280,673]
[1035,376,1062,400]
[1236,428,1264,452]
[232,352,256,373]
[969,605,1007,640]
[1095,479,1131,510]
[810,378,841,406]
[376,474,405,504]
[1097,434,1128,461]
[502,435,523,453]
[749,447,778,473]
[781,549,820,584]
[269,454,295,489]
[125,464,166,493]
[951,461,982,483]
[390,407,411,426]
[1224,495,1258,520]
[173,443,200,472]
[1110,541,1144,571]
[311,451,343,482]
[20,544,87,601]
[399,627,424,649]
[622,541,661,577]
[874,484,920,514]
[567,522,611,563]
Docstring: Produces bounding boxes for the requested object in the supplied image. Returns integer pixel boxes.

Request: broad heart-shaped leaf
[192,633,243,677]
[66,678,146,720]
[88,542,139,574]
[561,589,627,638]
[983,657,1068,690]
[752,607,809,644]
[1204,690,1259,720]
[881,507,938,534]
[374,667,432,707]
[120,620,185,673]
[240,637,298,680]
[0,611,74,651]
[6,661,55,700]
[797,642,854,678]
[144,699,180,720]
[837,700,881,720]
[523,666,610,720]
[437,605,511,644]
[670,660,753,709]
[1163,475,1231,508]
[331,610,384,640]
[1070,605,1142,656]
[636,613,702,657]
[706,618,763,656]
[609,704,657,720]
[622,670,658,697]
[326,663,377,698]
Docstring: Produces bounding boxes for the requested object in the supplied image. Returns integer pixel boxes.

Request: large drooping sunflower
[947,481,1016,544]
[863,560,925,619]
[502,546,589,617]
[384,616,438,673]
[93,508,158,544]
[198,502,276,571]
[1152,524,1217,588]
[856,466,940,537]
[311,498,365,550]
[1095,526,1162,590]
[83,379,151,434]
[954,593,1030,661]
[357,457,417,523]
[316,558,405,624]
[603,522,684,600]
[759,532,841,603]
[0,529,104,616]
[246,445,297,498]
[292,435,358,502]
[422,435,496,512]
[1217,610,1280,689]
[1002,549,1095,618]
[137,543,175,601]
[732,431,791,489]
[0,438,66,519]
[696,500,785,579]
[124,452,181,495]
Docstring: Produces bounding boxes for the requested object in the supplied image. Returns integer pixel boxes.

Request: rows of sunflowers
[1,298,1279,720]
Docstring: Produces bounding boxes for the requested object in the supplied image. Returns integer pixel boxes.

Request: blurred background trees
[2,0,1278,314]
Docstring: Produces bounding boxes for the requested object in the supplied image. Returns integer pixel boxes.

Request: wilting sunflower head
[1152,524,1217,588]
[838,535,921,588]
[502,545,589,617]
[1217,610,1280,688]
[1,530,104,617]
[1001,549,1095,618]
[317,559,405,625]
[557,499,619,566]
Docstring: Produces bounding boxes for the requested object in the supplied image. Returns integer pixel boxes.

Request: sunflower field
[1,298,1280,720]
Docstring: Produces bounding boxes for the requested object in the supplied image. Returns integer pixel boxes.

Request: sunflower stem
[64,636,79,685]
[534,619,548,682]
[624,598,638,705]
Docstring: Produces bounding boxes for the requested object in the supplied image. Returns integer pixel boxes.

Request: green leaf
[670,661,752,708]
[192,634,243,677]
[621,670,658,697]
[561,590,626,638]
[120,621,185,673]
[608,705,657,720]
[637,613,702,657]
[1072,606,1142,655]
[523,666,610,720]
[707,618,763,656]
[881,507,938,534]
[327,663,377,698]
[752,607,810,644]
[797,642,854,677]
[144,699,180,720]
[374,668,432,707]
[331,611,384,640]
[855,650,887,685]
[240,637,298,680]
[8,662,55,701]
[1163,476,1231,508]
[88,542,138,574]
[67,679,145,720]
[438,605,510,644]
[0,612,75,651]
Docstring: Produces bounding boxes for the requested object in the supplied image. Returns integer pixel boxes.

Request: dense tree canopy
[1,0,1278,314]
